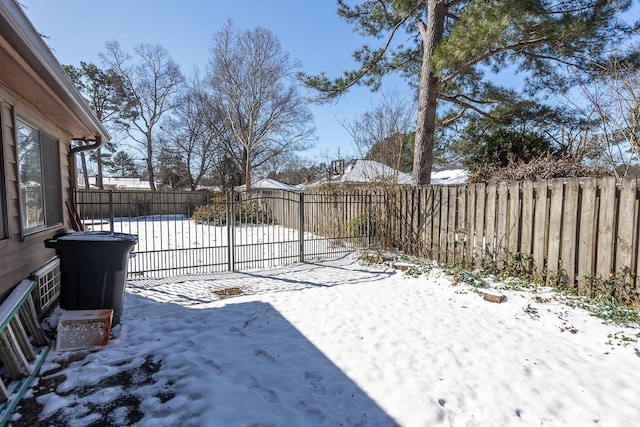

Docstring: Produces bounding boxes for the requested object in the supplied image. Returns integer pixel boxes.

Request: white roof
[308,160,411,187]
[308,161,469,187]
[99,177,153,190]
[430,169,468,185]
[235,178,300,192]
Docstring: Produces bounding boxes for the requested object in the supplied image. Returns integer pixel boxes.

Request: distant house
[94,176,154,191]
[234,178,300,192]
[430,168,468,185]
[307,159,468,188]
[307,159,412,188]
[0,0,110,299]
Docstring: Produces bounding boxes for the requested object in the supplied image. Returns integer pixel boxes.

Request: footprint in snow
[304,371,327,395]
[244,374,277,403]
[254,349,278,363]
[297,400,327,424]
[229,326,249,337]
[196,356,223,375]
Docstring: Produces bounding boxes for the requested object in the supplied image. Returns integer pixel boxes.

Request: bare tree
[566,55,640,177]
[207,21,315,190]
[101,41,184,191]
[160,78,226,190]
[346,91,416,174]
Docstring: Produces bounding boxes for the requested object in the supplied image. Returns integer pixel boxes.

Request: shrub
[191,196,274,225]
[476,154,610,183]
[584,268,636,307]
[346,209,376,237]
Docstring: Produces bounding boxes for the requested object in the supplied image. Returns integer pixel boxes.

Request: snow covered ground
[11,252,640,426]
[87,216,359,276]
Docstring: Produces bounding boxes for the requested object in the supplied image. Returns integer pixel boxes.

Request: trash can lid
[56,231,138,242]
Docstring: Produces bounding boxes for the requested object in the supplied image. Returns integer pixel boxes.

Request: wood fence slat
[439,187,449,263]
[547,179,564,277]
[507,181,521,255]
[465,184,476,267]
[447,186,457,264]
[422,187,433,258]
[432,187,442,261]
[561,178,579,288]
[474,184,486,267]
[636,180,640,292]
[456,185,466,266]
[597,177,617,278]
[616,176,636,274]
[412,187,420,253]
[532,181,548,276]
[497,182,508,261]
[577,178,597,294]
[398,188,405,247]
[485,184,497,262]
[393,188,399,244]
[520,181,534,256]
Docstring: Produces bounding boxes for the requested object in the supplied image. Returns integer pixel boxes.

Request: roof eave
[0,0,110,142]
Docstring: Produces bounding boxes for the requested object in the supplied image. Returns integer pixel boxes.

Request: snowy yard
[11,252,640,426]
[88,216,360,276]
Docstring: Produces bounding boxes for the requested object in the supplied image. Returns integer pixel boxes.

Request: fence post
[299,192,305,263]
[108,190,114,233]
[367,193,373,247]
[226,191,235,271]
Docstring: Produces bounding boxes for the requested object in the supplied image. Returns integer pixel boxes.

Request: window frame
[15,117,63,238]
[0,106,6,241]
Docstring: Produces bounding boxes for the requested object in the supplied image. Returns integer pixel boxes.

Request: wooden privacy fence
[385,176,640,298]
[73,190,213,219]
[258,189,384,240]
[73,180,640,300]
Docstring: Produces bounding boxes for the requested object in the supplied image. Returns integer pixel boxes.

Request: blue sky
[19,0,414,163]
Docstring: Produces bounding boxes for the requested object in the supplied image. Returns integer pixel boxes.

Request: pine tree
[64,62,128,188]
[301,0,637,184]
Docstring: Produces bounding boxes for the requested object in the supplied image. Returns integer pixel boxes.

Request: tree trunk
[146,135,156,191]
[412,0,446,186]
[243,148,252,191]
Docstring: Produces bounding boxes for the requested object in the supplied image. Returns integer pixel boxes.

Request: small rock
[476,289,507,303]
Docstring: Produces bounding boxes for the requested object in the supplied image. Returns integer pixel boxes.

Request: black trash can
[45,231,138,326]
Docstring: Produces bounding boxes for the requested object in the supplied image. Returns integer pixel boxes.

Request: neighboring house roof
[430,169,469,185]
[235,178,300,192]
[0,0,110,143]
[308,160,469,187]
[308,160,412,187]
[76,175,154,190]
[99,177,153,190]
[195,184,223,192]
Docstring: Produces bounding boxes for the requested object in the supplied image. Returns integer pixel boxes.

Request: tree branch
[440,36,550,84]
[313,0,427,100]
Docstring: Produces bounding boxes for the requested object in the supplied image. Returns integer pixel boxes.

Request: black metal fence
[72,189,383,278]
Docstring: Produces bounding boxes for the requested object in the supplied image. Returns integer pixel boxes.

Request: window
[16,119,62,232]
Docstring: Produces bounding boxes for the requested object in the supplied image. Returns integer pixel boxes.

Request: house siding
[0,81,70,300]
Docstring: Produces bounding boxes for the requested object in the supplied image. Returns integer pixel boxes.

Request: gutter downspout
[69,136,102,191]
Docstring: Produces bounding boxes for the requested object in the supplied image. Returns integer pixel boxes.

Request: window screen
[16,119,62,231]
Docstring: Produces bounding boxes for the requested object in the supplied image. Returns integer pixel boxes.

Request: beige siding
[0,82,70,300]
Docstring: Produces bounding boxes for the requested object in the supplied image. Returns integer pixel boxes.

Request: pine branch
[440,36,550,85]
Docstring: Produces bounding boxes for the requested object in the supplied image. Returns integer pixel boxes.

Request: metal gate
[73,189,379,278]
